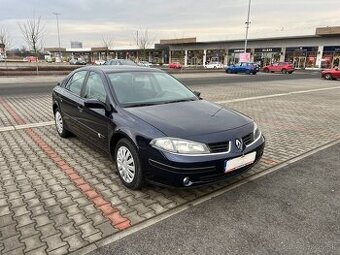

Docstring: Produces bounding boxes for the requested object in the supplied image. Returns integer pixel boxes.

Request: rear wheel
[281,69,287,74]
[226,69,231,73]
[54,108,70,138]
[263,68,269,73]
[245,70,251,75]
[324,74,333,80]
[114,139,143,190]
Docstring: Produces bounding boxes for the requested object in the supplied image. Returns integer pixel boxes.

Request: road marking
[0,121,55,132]
[215,86,340,104]
[0,99,131,231]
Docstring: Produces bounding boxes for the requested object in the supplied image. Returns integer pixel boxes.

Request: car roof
[74,65,164,74]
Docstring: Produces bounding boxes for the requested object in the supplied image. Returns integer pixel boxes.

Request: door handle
[77,105,83,112]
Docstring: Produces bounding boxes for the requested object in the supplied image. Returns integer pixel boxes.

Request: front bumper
[141,136,265,187]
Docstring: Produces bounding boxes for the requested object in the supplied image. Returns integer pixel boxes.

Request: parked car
[95,60,106,65]
[321,67,340,80]
[52,66,265,189]
[225,62,259,74]
[204,62,224,69]
[138,61,153,67]
[69,58,87,65]
[104,59,137,66]
[168,62,182,69]
[263,62,295,74]
[23,56,38,63]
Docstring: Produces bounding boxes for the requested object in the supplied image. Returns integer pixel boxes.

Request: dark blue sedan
[225,62,259,75]
[52,66,265,189]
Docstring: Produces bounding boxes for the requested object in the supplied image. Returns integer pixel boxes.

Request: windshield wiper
[162,98,196,104]
[124,102,159,108]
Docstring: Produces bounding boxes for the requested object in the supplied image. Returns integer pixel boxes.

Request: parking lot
[0,73,339,254]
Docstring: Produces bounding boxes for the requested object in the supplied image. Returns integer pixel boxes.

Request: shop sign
[240,53,251,62]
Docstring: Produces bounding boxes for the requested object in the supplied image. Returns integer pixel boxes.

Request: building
[45,26,340,69]
[71,41,83,48]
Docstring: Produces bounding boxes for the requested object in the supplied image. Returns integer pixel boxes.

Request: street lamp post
[244,0,252,53]
[52,12,61,59]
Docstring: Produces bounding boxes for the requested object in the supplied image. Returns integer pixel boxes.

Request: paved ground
[0,74,339,254]
[90,142,340,255]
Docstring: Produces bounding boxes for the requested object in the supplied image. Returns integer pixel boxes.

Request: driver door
[78,71,111,150]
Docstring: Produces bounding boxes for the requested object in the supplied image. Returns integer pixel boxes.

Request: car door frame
[78,69,114,152]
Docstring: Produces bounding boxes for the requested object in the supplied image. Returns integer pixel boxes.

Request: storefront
[227,49,252,65]
[187,50,204,65]
[285,47,318,69]
[170,50,185,64]
[205,49,226,64]
[254,48,281,67]
[321,46,340,68]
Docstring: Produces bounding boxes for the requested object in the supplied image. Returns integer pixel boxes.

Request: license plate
[224,152,256,173]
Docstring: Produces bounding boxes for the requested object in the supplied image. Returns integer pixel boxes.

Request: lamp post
[244,0,252,53]
[52,12,61,59]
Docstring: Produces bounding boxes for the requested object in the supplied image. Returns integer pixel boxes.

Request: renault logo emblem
[235,139,243,150]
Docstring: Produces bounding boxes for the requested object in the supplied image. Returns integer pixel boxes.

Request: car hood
[124,100,252,138]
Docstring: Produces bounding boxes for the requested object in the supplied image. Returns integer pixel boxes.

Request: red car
[23,56,38,63]
[168,62,182,69]
[321,67,340,80]
[262,62,294,74]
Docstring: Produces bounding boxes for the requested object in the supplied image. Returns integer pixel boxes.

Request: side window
[83,72,107,103]
[65,71,87,96]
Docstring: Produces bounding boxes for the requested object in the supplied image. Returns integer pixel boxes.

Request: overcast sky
[1,0,339,49]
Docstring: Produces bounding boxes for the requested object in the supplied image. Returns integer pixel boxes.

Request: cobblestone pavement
[0,78,339,254]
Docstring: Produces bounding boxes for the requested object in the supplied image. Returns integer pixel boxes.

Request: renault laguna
[52,66,265,189]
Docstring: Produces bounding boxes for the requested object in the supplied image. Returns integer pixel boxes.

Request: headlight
[253,122,261,141]
[150,137,210,154]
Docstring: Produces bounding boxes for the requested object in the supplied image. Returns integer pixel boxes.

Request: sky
[0,0,339,50]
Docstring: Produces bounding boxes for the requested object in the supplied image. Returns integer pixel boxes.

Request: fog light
[183,177,192,187]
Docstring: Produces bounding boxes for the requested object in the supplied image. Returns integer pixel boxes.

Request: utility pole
[244,0,252,53]
[53,12,61,58]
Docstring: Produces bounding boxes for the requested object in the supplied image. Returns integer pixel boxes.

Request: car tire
[288,71,293,74]
[245,70,251,74]
[54,108,70,138]
[114,138,143,190]
[324,74,333,80]
[281,69,287,74]
[252,71,257,75]
[263,68,269,73]
[226,69,231,73]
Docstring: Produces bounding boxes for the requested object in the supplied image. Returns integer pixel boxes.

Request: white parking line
[216,86,340,104]
[0,121,54,132]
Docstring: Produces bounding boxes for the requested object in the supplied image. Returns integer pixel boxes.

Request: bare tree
[18,15,45,74]
[0,26,11,56]
[134,28,153,61]
[102,35,114,60]
[102,34,114,48]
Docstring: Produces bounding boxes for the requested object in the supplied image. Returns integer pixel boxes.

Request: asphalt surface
[0,72,320,96]
[90,143,340,255]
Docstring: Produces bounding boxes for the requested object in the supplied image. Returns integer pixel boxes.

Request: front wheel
[324,74,333,80]
[115,139,143,190]
[54,108,70,138]
[281,69,287,74]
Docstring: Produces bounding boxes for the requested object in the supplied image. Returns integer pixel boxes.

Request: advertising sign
[240,53,251,62]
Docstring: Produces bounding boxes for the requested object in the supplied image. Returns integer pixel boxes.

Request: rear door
[59,70,88,135]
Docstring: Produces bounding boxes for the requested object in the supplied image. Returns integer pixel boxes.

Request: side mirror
[85,99,115,113]
[193,91,201,98]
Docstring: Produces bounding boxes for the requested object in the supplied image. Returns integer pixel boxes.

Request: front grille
[242,133,254,146]
[208,141,230,153]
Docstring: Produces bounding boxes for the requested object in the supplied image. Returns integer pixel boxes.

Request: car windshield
[108,72,197,107]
